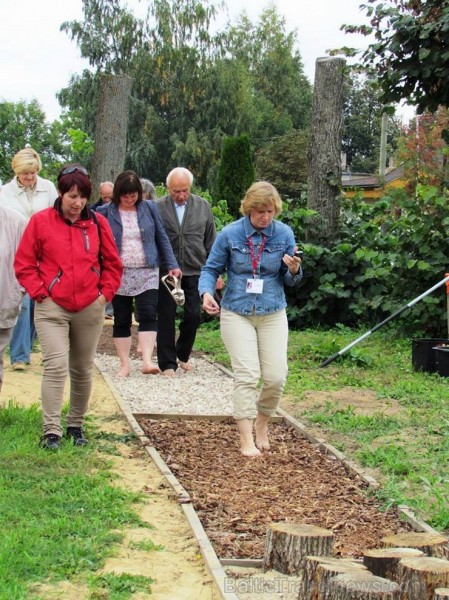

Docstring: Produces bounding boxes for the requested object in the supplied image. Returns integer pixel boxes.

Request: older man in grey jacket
[0,204,26,392]
[156,167,217,375]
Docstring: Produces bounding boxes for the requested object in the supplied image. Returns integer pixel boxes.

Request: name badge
[246,278,264,293]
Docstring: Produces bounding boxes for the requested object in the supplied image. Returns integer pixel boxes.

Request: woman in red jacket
[14,165,123,450]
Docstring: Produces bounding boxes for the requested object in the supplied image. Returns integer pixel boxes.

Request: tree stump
[363,547,425,581]
[303,556,367,599]
[398,557,449,600]
[327,571,401,599]
[263,523,334,575]
[434,588,449,599]
[311,562,369,600]
[307,56,346,242]
[381,532,449,558]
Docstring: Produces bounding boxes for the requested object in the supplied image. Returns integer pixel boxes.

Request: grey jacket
[156,193,217,276]
[0,205,26,327]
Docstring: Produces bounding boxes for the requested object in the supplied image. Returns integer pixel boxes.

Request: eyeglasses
[58,165,89,179]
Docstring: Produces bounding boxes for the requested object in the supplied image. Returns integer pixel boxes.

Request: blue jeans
[9,294,36,364]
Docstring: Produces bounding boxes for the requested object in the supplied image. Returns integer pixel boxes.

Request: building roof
[341,166,404,189]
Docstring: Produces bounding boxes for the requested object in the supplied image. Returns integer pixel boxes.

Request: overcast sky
[0,0,415,122]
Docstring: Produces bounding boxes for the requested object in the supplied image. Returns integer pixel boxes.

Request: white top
[0,175,57,220]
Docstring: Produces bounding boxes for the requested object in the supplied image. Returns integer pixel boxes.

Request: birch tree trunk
[91,73,133,200]
[307,57,345,243]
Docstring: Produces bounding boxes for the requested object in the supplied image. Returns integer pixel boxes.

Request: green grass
[195,324,449,531]
[0,402,152,600]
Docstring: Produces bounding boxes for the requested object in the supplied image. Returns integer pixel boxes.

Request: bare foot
[116,365,130,377]
[161,368,176,377]
[179,361,193,371]
[142,363,160,375]
[255,415,270,451]
[241,445,262,458]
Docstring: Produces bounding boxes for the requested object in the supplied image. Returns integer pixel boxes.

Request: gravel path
[94,353,234,416]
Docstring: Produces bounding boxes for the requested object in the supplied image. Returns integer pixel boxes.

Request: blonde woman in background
[0,148,57,371]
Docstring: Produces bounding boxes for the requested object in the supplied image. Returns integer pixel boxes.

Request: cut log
[381,532,449,558]
[398,557,449,600]
[327,571,400,599]
[263,523,334,575]
[303,555,367,599]
[363,547,425,581]
[434,588,449,599]
[311,562,369,600]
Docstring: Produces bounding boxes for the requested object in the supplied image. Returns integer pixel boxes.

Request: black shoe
[66,427,88,446]
[40,433,61,450]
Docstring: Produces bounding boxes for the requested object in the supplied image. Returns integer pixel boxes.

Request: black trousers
[112,289,158,337]
[156,275,201,371]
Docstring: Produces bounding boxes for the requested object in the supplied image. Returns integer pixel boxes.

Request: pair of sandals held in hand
[161,274,185,306]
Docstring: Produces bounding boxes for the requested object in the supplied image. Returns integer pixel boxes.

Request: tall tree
[397,106,449,192]
[59,0,312,190]
[342,74,402,173]
[254,130,308,199]
[225,8,312,139]
[0,100,65,183]
[342,0,449,113]
[61,0,145,72]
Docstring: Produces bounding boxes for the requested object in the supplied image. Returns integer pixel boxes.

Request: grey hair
[140,178,157,199]
[166,167,194,187]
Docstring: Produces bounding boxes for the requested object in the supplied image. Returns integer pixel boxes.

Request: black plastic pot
[436,347,449,377]
[411,338,449,373]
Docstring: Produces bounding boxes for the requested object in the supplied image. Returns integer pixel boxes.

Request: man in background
[91,181,114,211]
[156,167,217,376]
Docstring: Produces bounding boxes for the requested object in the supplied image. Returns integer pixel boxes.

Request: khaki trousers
[34,298,105,436]
[220,308,289,420]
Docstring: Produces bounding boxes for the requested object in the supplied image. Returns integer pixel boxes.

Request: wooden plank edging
[94,358,441,587]
[275,407,440,535]
[94,360,238,600]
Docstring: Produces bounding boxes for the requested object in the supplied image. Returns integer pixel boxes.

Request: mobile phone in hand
[293,250,304,259]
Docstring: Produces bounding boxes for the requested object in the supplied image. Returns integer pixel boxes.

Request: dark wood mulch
[96,326,411,560]
[137,416,412,560]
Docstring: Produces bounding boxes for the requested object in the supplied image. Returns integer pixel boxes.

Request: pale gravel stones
[94,353,234,415]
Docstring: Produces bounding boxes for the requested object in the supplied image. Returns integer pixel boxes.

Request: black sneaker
[40,433,61,450]
[66,427,88,446]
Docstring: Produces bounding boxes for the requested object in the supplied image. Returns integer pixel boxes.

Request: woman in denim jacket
[98,171,181,377]
[199,181,302,457]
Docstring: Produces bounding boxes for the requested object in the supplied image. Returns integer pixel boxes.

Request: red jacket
[14,203,123,312]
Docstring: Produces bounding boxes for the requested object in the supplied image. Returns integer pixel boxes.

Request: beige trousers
[220,308,289,420]
[34,298,105,436]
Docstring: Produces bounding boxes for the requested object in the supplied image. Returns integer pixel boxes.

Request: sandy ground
[1,350,219,600]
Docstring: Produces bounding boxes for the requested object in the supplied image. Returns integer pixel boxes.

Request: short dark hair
[57,164,92,200]
[113,171,143,206]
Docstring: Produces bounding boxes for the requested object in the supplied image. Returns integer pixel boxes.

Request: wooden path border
[95,357,441,599]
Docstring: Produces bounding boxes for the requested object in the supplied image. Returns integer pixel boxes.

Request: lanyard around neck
[248,234,266,278]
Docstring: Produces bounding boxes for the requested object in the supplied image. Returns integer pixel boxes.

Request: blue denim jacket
[97,200,178,270]
[198,216,302,316]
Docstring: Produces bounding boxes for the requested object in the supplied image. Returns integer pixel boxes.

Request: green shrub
[216,134,255,218]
